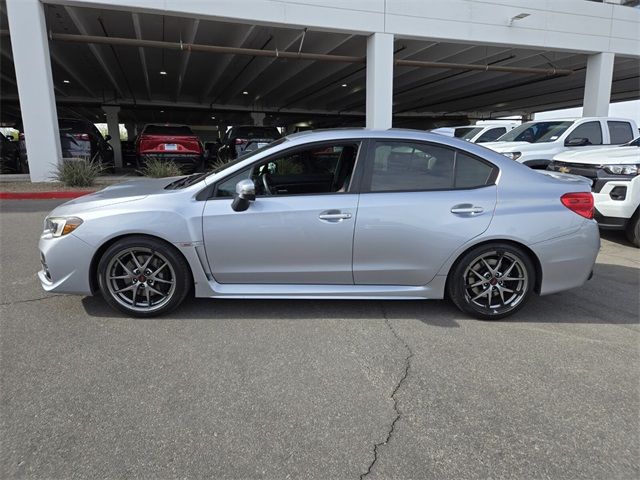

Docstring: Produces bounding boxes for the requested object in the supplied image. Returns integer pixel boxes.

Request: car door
[353,140,498,286]
[202,140,363,284]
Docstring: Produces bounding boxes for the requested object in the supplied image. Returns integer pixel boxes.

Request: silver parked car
[38,129,600,320]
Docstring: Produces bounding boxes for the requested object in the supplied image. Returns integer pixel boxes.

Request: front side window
[214,142,360,197]
[567,121,603,145]
[366,141,496,192]
[608,121,634,144]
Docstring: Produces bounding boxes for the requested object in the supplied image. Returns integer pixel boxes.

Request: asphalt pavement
[1,199,638,479]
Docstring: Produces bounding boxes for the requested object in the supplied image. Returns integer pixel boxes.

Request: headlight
[503,152,521,160]
[603,164,639,175]
[44,216,83,237]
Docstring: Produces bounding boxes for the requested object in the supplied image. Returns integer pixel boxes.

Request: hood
[554,146,640,165]
[482,141,532,152]
[49,177,179,216]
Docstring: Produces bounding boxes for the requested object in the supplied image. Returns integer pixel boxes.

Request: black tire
[625,211,640,248]
[97,236,192,317]
[447,243,535,320]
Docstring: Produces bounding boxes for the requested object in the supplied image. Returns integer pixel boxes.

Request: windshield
[453,127,478,139]
[498,121,574,143]
[458,127,483,141]
[165,137,288,190]
[143,125,194,136]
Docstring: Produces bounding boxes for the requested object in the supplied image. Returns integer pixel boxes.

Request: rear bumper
[531,220,600,296]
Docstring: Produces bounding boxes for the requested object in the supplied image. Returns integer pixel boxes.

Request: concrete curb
[0,191,95,200]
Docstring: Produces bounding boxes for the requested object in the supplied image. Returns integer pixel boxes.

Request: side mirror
[104,134,112,141]
[231,179,256,212]
[6,135,14,141]
[565,137,590,147]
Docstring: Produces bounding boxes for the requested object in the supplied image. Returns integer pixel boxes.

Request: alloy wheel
[105,247,176,313]
[463,250,529,313]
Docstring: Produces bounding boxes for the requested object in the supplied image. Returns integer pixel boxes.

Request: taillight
[235,138,248,145]
[561,192,594,219]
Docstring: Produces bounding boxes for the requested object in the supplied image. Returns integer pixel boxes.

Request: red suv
[136,124,204,173]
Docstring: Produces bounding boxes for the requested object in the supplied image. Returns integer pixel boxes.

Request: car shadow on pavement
[81,263,638,326]
[80,295,463,327]
[600,229,635,248]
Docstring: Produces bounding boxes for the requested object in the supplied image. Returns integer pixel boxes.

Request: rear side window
[608,121,634,144]
[142,125,194,136]
[366,141,496,192]
[476,127,506,143]
[567,121,602,145]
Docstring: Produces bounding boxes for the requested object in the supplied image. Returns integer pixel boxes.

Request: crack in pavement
[0,295,64,307]
[359,303,414,480]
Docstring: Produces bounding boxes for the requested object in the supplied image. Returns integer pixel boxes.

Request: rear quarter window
[608,121,634,144]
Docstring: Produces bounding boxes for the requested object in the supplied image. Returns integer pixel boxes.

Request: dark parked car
[120,140,138,169]
[136,124,204,173]
[0,132,21,173]
[18,118,115,173]
[217,126,281,162]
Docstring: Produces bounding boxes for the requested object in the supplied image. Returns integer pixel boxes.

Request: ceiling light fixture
[159,70,167,75]
[242,91,249,95]
[341,83,348,87]
[508,12,530,26]
[63,79,70,84]
[211,116,216,119]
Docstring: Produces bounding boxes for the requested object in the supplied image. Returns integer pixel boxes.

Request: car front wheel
[448,243,535,320]
[625,211,640,248]
[97,236,192,317]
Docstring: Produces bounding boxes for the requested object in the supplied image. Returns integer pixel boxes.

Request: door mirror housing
[104,134,112,141]
[565,137,590,147]
[231,179,256,212]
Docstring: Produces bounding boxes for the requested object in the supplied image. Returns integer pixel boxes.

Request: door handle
[318,211,352,222]
[450,204,484,215]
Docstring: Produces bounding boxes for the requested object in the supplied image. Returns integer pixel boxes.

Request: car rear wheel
[97,236,191,317]
[625,211,640,248]
[448,243,535,320]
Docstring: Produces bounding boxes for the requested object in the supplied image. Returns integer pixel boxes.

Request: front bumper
[38,233,94,295]
[531,220,600,296]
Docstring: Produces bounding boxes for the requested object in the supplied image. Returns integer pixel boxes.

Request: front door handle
[451,204,484,215]
[318,210,352,222]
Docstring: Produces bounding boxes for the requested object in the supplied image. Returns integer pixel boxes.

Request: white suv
[483,117,638,169]
[548,137,640,247]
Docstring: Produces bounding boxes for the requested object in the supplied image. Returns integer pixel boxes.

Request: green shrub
[52,158,103,187]
[138,157,183,178]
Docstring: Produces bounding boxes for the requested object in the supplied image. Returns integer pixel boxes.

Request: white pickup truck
[483,117,638,169]
[547,137,640,247]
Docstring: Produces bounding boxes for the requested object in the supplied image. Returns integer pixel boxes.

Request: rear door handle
[318,210,352,222]
[451,204,484,215]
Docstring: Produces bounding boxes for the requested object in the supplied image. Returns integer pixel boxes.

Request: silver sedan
[38,129,600,320]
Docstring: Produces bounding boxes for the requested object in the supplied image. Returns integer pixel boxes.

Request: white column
[102,106,122,169]
[583,52,614,117]
[6,0,61,182]
[251,112,266,126]
[366,32,394,130]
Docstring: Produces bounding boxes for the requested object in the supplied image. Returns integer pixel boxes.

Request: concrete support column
[366,32,394,130]
[6,0,61,182]
[583,52,614,117]
[251,112,266,126]
[102,106,122,168]
[124,123,137,141]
